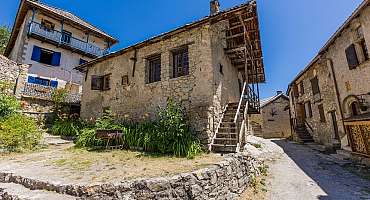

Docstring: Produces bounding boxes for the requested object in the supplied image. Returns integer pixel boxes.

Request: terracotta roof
[260,93,289,108]
[287,0,369,93]
[75,0,257,71]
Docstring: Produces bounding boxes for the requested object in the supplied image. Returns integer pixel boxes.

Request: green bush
[75,128,104,148]
[0,114,42,151]
[51,119,87,137]
[74,99,202,158]
[0,93,20,119]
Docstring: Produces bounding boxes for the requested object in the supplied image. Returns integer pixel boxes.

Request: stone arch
[342,95,361,117]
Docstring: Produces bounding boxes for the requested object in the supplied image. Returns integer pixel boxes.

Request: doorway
[330,111,340,140]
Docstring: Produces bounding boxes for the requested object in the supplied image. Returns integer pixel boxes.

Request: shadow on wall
[271,140,370,200]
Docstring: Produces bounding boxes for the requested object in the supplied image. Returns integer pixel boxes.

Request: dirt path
[265,140,370,200]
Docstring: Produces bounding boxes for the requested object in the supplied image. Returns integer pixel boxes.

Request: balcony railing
[22,83,81,104]
[28,21,106,57]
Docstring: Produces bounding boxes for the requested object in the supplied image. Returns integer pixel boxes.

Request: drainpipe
[320,56,346,143]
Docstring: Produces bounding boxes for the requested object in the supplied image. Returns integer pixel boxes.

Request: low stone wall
[0,154,262,200]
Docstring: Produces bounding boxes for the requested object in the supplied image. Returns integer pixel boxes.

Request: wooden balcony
[28,21,106,58]
[22,83,81,104]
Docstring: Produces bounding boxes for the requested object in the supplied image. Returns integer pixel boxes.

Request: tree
[0,25,11,55]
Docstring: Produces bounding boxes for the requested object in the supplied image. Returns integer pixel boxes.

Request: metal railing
[28,21,106,57]
[22,83,81,103]
[209,105,229,151]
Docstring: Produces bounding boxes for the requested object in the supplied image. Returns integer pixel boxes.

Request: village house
[76,0,265,153]
[288,0,370,156]
[251,91,292,139]
[4,0,117,114]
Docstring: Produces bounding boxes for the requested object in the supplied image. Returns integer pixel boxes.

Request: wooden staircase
[211,102,244,153]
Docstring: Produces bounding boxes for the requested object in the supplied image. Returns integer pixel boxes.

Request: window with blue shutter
[50,80,58,88]
[31,46,41,62]
[31,46,61,66]
[28,76,36,84]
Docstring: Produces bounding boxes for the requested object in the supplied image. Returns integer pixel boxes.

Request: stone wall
[0,153,262,200]
[81,20,241,144]
[0,55,29,96]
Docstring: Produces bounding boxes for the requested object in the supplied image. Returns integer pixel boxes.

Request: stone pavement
[265,140,370,200]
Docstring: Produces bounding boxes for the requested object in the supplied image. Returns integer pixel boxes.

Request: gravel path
[266,140,370,200]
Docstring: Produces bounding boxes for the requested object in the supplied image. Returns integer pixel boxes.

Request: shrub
[0,114,42,151]
[0,93,20,119]
[52,118,87,137]
[74,99,203,158]
[51,88,68,119]
[75,128,104,148]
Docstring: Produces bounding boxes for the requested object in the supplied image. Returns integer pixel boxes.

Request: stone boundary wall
[0,154,262,200]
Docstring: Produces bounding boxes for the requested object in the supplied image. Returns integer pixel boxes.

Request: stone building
[251,92,291,139]
[288,0,370,156]
[77,0,265,152]
[4,0,117,113]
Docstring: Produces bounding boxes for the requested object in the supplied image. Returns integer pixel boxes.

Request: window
[122,75,129,87]
[310,76,320,95]
[31,46,61,66]
[91,75,103,90]
[345,44,359,70]
[318,104,326,123]
[61,30,72,44]
[219,64,223,75]
[147,55,161,83]
[41,19,54,32]
[91,74,111,91]
[305,101,312,118]
[27,76,58,88]
[299,81,304,96]
[79,59,87,65]
[360,39,369,61]
[350,102,360,116]
[172,47,189,78]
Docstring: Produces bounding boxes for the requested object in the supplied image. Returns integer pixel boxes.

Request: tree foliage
[0,25,10,55]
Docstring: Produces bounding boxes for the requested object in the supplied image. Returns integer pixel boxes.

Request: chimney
[210,0,220,16]
[277,91,283,95]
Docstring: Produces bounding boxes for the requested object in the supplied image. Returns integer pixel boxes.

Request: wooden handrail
[209,104,228,151]
[234,82,247,123]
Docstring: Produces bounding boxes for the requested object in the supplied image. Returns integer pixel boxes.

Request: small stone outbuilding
[251,92,292,139]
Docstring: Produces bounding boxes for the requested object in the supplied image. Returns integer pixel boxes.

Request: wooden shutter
[51,52,61,66]
[103,75,111,91]
[345,44,359,69]
[311,77,320,95]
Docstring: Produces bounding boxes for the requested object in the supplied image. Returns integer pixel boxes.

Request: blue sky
[0,0,363,98]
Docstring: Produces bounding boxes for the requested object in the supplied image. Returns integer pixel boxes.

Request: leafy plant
[52,118,87,137]
[0,114,42,151]
[0,25,10,55]
[51,88,68,119]
[0,93,20,119]
[75,128,104,148]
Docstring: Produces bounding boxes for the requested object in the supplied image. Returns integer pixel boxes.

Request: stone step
[213,138,238,145]
[218,127,237,133]
[211,144,237,153]
[0,183,76,200]
[220,122,236,127]
[216,133,238,139]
